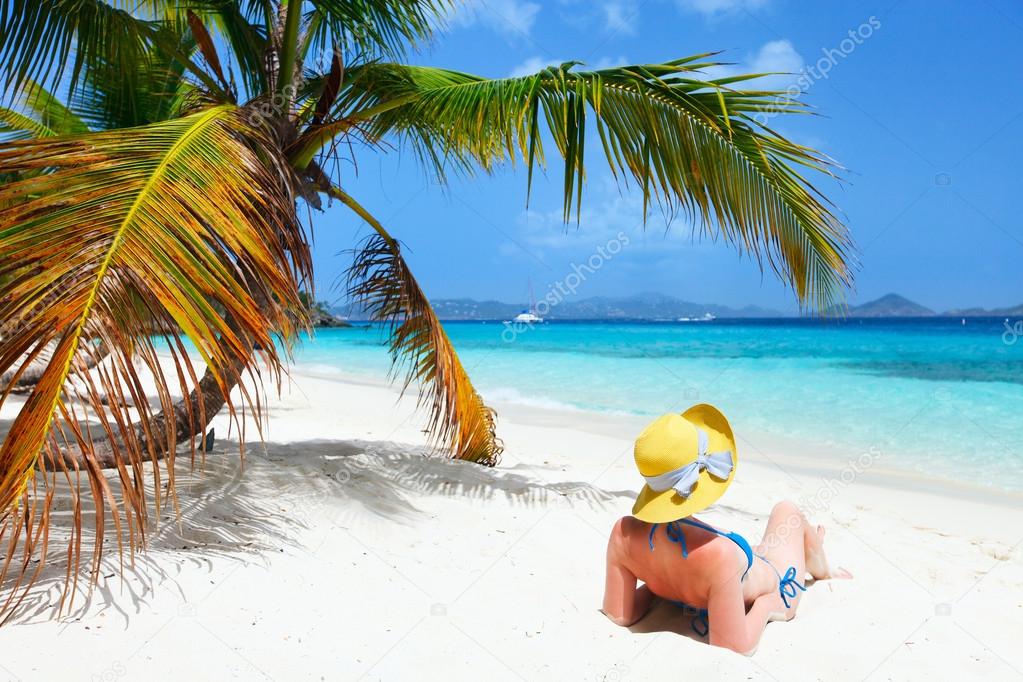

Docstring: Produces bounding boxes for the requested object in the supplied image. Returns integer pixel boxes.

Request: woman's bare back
[602,501,849,654]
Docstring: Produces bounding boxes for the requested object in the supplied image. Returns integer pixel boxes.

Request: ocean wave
[480,386,589,411]
[480,386,637,416]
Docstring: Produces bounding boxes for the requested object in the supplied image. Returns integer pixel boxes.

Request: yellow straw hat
[631,404,738,523]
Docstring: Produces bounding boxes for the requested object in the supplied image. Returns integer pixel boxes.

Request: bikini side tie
[778,566,807,608]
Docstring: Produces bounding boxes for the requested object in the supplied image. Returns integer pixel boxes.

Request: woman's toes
[832,566,853,579]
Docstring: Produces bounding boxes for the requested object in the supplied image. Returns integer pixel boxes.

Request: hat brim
[631,404,738,523]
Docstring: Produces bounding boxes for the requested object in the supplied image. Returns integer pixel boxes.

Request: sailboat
[677,312,716,322]
[511,278,544,324]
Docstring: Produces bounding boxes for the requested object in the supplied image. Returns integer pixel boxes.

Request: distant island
[828,293,1023,319]
[334,291,1022,322]
[339,292,785,321]
[826,293,935,318]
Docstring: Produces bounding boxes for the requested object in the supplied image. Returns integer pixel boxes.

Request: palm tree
[0,0,853,619]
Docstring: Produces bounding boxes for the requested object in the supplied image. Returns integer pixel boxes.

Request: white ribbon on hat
[642,428,733,499]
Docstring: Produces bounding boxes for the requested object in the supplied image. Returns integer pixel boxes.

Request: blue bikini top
[648,517,754,581]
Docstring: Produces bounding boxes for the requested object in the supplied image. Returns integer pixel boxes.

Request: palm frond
[186,10,232,95]
[11,79,91,136]
[0,81,90,178]
[70,29,199,129]
[303,0,453,60]
[0,0,225,103]
[303,59,853,311]
[0,104,310,617]
[341,193,501,465]
[194,0,270,98]
[0,106,58,141]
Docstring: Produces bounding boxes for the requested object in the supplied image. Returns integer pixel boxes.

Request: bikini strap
[647,521,689,557]
[669,600,709,637]
[683,518,754,579]
[664,521,689,558]
[651,519,754,577]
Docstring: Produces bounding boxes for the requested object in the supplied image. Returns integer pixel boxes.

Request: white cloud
[448,0,541,39]
[591,55,629,70]
[749,39,803,75]
[508,55,564,77]
[520,184,641,249]
[676,0,770,17]
[695,39,804,91]
[518,177,702,253]
[602,0,640,35]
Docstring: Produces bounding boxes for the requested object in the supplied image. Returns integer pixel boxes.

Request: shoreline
[290,364,1023,509]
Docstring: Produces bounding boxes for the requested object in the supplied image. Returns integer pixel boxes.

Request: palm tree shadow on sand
[1,425,634,627]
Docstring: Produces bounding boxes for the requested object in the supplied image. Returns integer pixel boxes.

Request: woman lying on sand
[601,405,851,655]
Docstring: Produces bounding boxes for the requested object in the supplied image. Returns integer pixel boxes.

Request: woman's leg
[757,500,807,582]
[757,500,846,582]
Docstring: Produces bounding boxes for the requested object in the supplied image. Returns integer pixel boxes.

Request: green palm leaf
[0,106,58,141]
[0,0,224,102]
[0,105,310,615]
[300,59,853,310]
[302,0,453,61]
[0,80,88,144]
[69,31,198,129]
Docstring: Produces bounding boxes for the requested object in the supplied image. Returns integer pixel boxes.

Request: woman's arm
[707,581,786,655]
[601,519,654,626]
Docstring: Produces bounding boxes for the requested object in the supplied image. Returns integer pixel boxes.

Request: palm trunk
[46,351,245,471]
[1,342,109,392]
[41,296,255,473]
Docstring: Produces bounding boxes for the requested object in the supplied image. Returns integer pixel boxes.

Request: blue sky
[312,0,1023,313]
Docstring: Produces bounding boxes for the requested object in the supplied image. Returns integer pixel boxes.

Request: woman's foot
[806,525,852,580]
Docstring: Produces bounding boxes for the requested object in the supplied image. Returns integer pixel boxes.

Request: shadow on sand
[1,429,634,626]
[628,598,710,644]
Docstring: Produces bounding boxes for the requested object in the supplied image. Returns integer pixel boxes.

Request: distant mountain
[336,291,1018,321]
[829,293,935,318]
[338,292,784,320]
[945,303,1023,317]
[545,292,784,320]
[832,294,1023,318]
[428,298,521,320]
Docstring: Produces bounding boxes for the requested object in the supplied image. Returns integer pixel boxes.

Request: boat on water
[677,312,716,322]
[506,278,544,324]
[513,310,543,324]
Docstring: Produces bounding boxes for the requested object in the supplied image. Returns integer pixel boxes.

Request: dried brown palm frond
[345,220,501,465]
[0,104,310,619]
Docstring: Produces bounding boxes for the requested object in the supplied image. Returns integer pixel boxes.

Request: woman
[601,405,851,655]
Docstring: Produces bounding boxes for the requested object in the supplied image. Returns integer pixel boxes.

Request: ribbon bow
[643,429,733,499]
[778,566,807,608]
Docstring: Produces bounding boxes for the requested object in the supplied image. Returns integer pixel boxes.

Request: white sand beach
[2,366,1022,681]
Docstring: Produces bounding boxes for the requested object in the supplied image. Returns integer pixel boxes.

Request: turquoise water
[290,318,1023,490]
